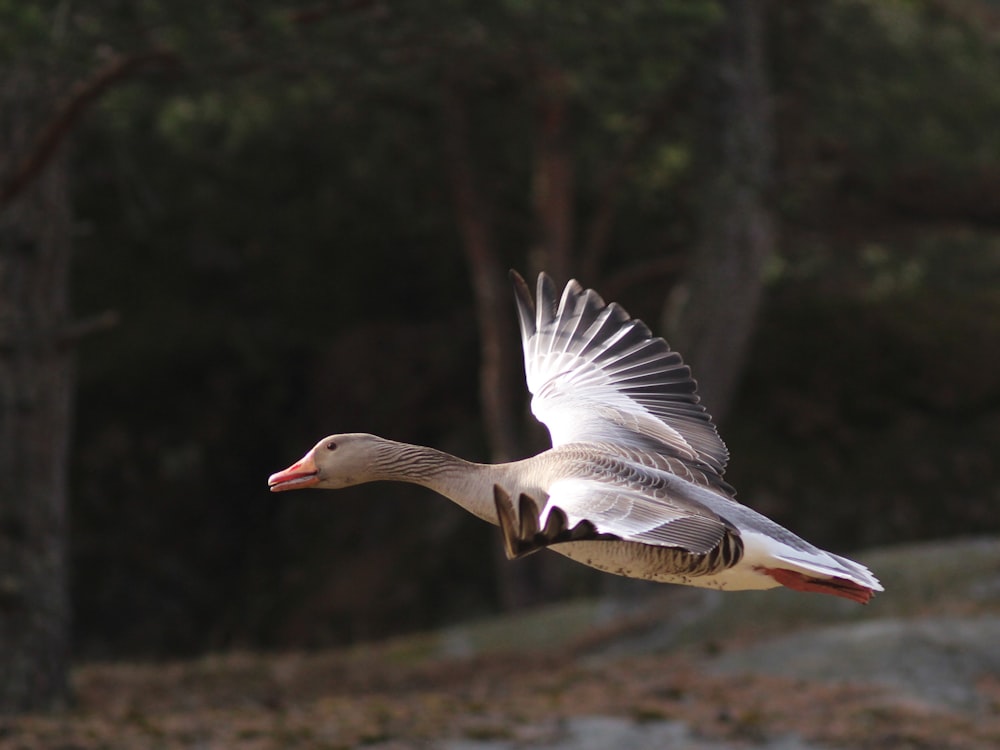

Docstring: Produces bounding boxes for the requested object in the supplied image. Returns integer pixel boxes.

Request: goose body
[269,272,882,603]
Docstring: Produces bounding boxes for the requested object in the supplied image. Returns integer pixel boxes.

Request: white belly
[552,539,781,592]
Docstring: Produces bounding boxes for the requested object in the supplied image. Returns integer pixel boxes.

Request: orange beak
[268,452,320,492]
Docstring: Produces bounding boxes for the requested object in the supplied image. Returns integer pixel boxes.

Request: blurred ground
[3,537,999,749]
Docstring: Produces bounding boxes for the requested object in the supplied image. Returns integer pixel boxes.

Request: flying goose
[269,272,882,603]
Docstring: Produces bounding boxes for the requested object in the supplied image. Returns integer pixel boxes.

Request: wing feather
[544,478,729,554]
[511,271,729,474]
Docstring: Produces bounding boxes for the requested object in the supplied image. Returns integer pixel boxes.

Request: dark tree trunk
[665,0,775,423]
[440,83,522,465]
[529,65,574,286]
[442,75,591,608]
[0,71,74,713]
[442,82,557,609]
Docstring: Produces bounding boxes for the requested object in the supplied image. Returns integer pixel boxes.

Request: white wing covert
[544,477,730,553]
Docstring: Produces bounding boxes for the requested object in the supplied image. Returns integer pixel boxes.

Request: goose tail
[746,532,884,604]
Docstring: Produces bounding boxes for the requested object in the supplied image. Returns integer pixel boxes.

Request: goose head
[268,433,384,491]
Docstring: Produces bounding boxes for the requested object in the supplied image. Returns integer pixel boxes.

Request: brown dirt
[3,624,998,750]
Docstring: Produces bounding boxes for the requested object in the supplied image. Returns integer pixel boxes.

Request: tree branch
[57,310,120,349]
[0,50,177,211]
[529,64,574,286]
[602,255,686,302]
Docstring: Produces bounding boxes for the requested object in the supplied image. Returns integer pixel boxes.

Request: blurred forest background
[2,0,1000,713]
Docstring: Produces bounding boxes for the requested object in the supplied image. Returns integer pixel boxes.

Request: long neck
[370,439,516,524]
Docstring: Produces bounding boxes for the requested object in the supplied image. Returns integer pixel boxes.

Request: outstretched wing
[511,271,729,475]
[493,478,738,560]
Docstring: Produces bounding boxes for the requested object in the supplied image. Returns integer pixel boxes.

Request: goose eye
[326,441,338,451]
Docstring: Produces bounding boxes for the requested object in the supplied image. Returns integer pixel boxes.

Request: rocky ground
[3,537,999,749]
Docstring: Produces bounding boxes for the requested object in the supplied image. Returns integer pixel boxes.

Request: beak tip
[267,458,320,492]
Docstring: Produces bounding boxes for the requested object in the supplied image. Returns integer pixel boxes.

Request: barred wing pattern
[512,271,729,474]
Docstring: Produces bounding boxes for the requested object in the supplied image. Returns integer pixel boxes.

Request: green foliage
[0,3,48,61]
[774,0,1000,185]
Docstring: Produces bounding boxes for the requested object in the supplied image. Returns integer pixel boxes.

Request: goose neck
[372,440,503,523]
